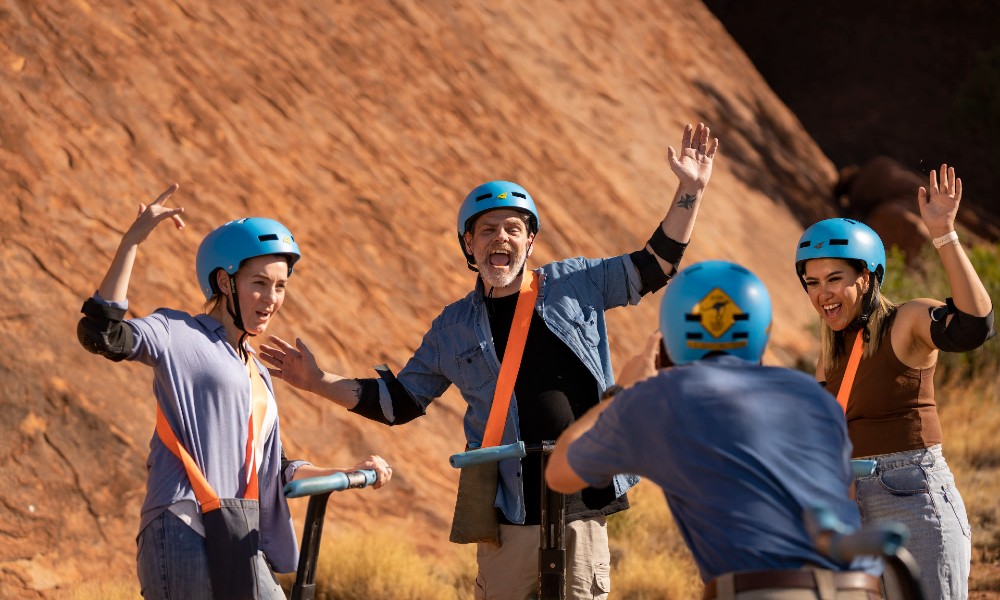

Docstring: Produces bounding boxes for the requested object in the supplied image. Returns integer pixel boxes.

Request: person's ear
[526,233,535,257]
[216,270,232,295]
[463,231,474,255]
[860,269,871,294]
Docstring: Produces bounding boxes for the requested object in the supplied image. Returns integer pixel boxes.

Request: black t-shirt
[485,291,629,526]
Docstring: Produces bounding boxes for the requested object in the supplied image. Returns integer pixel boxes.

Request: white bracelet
[932,230,959,249]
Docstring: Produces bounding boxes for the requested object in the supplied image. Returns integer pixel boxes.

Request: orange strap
[481,271,539,448]
[155,405,223,512]
[153,358,269,511]
[835,332,865,414]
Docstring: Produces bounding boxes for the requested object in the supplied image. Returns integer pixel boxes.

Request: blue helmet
[196,217,301,299]
[794,218,886,290]
[660,260,772,365]
[456,180,540,265]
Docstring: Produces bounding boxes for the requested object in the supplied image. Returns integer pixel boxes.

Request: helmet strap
[845,285,880,343]
[224,273,253,362]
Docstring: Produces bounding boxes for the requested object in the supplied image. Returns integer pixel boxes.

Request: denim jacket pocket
[455,345,492,391]
[569,305,601,348]
[878,464,930,496]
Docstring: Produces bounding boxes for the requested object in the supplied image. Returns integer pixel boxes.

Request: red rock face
[1,1,836,593]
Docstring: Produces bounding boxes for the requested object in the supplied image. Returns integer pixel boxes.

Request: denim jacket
[371,255,644,524]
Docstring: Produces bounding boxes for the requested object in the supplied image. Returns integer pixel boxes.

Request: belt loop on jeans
[814,569,836,600]
[716,573,735,600]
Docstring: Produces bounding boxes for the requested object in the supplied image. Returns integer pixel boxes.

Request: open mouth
[822,303,842,320]
[488,251,511,268]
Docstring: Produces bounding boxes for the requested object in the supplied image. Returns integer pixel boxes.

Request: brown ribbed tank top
[825,325,942,458]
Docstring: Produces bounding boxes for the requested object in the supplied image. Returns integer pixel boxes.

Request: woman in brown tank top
[793,165,995,600]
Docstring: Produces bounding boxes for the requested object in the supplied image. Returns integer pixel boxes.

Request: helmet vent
[733,314,750,321]
[686,333,704,339]
[511,192,527,199]
[798,241,811,249]
[258,234,279,242]
[733,332,749,339]
[475,193,492,202]
[830,238,849,246]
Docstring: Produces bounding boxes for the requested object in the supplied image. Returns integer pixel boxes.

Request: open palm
[668,123,719,188]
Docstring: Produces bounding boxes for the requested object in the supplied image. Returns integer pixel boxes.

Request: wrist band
[601,384,624,401]
[932,230,958,249]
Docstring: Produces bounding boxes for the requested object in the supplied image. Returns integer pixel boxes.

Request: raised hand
[917,164,962,238]
[667,123,719,190]
[97,183,185,302]
[260,335,323,392]
[122,183,185,245]
[616,331,663,390]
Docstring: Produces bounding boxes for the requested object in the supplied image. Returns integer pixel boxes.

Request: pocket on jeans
[878,464,929,495]
[592,561,611,594]
[942,484,973,540]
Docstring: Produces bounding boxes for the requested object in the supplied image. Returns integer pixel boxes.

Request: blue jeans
[136,509,285,599]
[854,444,971,600]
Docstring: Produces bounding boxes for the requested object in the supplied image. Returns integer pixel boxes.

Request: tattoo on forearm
[354,386,363,405]
[676,194,697,209]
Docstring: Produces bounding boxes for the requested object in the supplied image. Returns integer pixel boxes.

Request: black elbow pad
[374,364,426,424]
[77,298,134,361]
[629,249,670,296]
[928,298,996,353]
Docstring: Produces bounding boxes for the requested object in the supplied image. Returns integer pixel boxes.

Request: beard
[476,242,527,290]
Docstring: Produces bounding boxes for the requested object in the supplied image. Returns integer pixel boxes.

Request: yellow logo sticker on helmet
[496,192,508,200]
[282,235,292,244]
[693,288,743,338]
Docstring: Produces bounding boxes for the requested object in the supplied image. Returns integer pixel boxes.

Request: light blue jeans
[136,509,285,600]
[854,444,971,600]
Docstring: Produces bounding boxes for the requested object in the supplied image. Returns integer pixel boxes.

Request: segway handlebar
[804,505,908,559]
[449,441,527,468]
[283,469,378,498]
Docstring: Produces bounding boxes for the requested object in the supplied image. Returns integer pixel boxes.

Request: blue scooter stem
[285,469,379,600]
[449,441,527,468]
[284,469,378,498]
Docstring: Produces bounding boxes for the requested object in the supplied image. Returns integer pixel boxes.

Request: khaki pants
[475,516,610,600]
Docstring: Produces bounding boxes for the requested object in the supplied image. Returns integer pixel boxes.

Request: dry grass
[607,481,703,598]
[938,371,1000,583]
[279,528,475,600]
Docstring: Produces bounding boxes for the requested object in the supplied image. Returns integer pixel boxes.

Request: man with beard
[260,123,719,600]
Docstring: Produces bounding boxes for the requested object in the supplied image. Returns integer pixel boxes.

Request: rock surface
[1,1,837,594]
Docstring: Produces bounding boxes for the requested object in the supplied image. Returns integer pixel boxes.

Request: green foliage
[882,241,1000,382]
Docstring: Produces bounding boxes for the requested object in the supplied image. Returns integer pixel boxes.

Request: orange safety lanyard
[835,332,864,414]
[154,357,269,511]
[480,271,539,448]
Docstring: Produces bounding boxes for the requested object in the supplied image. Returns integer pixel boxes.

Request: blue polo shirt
[567,355,881,581]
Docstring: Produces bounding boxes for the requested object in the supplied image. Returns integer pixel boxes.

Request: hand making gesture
[667,123,719,192]
[123,183,185,244]
[917,164,962,239]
